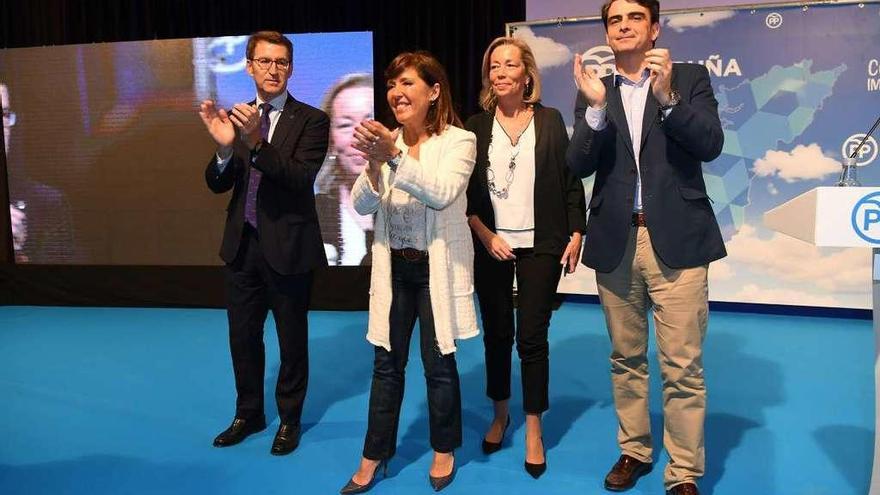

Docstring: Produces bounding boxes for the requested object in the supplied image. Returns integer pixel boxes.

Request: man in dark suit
[199,31,329,455]
[566,2,725,494]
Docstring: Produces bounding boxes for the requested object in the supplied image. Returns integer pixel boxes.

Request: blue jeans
[362,256,462,460]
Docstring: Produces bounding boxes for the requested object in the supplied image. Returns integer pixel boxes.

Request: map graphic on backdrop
[511,2,880,308]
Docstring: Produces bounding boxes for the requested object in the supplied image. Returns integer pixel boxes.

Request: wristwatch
[659,90,681,111]
[387,150,403,172]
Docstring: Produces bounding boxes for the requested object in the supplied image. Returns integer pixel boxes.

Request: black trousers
[362,256,462,460]
[225,225,312,425]
[474,247,562,414]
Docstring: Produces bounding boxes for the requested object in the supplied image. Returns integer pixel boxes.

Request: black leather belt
[390,247,429,262]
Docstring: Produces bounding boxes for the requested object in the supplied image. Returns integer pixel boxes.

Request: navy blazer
[205,94,330,275]
[566,63,727,272]
[466,104,586,257]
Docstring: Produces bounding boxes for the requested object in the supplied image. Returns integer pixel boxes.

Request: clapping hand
[228,103,262,150]
[573,54,607,109]
[353,119,400,165]
[644,48,673,106]
[198,100,235,155]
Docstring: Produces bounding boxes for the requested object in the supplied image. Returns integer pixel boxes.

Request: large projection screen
[1,31,374,267]
[510,1,880,309]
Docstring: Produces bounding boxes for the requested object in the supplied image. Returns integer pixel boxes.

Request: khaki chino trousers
[596,225,708,489]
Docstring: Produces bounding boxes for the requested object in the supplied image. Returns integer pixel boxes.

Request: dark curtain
[0,0,526,308]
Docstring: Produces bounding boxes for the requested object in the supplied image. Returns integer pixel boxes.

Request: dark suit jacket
[205,93,330,275]
[466,104,586,257]
[566,63,726,272]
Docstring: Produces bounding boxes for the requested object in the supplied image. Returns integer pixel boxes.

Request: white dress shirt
[584,69,672,212]
[488,117,536,248]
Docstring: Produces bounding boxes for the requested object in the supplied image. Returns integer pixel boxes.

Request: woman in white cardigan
[339,52,478,494]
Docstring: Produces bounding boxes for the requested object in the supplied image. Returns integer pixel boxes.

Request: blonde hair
[314,73,373,193]
[320,73,372,150]
[479,37,542,112]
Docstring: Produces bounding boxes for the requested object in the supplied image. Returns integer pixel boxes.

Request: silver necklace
[487,110,533,200]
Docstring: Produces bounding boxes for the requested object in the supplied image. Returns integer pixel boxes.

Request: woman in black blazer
[465,37,586,478]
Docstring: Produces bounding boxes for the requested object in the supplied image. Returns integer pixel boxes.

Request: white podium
[764,186,880,493]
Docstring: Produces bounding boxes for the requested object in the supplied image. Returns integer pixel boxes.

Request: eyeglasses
[248,57,291,72]
[2,109,15,127]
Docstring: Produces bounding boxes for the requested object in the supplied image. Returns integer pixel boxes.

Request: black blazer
[566,63,727,272]
[465,104,586,257]
[205,94,330,275]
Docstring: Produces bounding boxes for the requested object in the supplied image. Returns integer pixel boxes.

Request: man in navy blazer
[199,31,329,456]
[566,1,725,494]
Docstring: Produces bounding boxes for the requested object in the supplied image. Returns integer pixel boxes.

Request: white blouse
[488,117,536,249]
[387,187,428,251]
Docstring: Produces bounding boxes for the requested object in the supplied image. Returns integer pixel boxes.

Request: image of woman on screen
[340,52,477,493]
[2,82,77,264]
[314,73,375,265]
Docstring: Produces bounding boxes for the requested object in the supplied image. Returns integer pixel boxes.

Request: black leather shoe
[604,454,652,491]
[524,436,546,479]
[481,415,511,454]
[270,424,300,456]
[429,452,456,492]
[428,466,455,492]
[667,482,700,495]
[339,459,388,494]
[524,460,546,479]
[213,417,266,447]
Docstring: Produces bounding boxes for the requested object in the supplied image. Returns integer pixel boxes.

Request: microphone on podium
[838,113,880,187]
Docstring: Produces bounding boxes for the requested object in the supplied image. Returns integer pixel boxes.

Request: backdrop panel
[511,1,880,309]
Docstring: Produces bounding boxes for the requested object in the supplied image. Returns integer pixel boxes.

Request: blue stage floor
[0,303,873,494]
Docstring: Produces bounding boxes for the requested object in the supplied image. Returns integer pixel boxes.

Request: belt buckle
[632,212,645,227]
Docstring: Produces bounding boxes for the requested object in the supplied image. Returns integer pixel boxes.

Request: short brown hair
[383,51,461,136]
[478,37,542,112]
[246,30,293,61]
[601,0,660,28]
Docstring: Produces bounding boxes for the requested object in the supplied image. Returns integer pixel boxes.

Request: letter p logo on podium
[853,192,880,244]
[764,187,880,248]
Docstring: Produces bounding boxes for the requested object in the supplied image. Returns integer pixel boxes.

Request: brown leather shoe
[604,454,652,491]
[666,482,699,495]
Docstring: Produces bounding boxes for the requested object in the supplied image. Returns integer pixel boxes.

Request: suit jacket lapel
[270,93,298,149]
[532,105,545,206]
[639,88,659,153]
[477,113,493,190]
[533,104,545,158]
[605,79,636,162]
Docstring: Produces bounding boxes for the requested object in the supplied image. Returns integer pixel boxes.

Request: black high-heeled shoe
[428,464,456,492]
[524,437,546,479]
[339,459,388,494]
[481,415,511,454]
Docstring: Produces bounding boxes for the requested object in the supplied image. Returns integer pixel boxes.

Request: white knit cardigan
[350,125,479,355]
